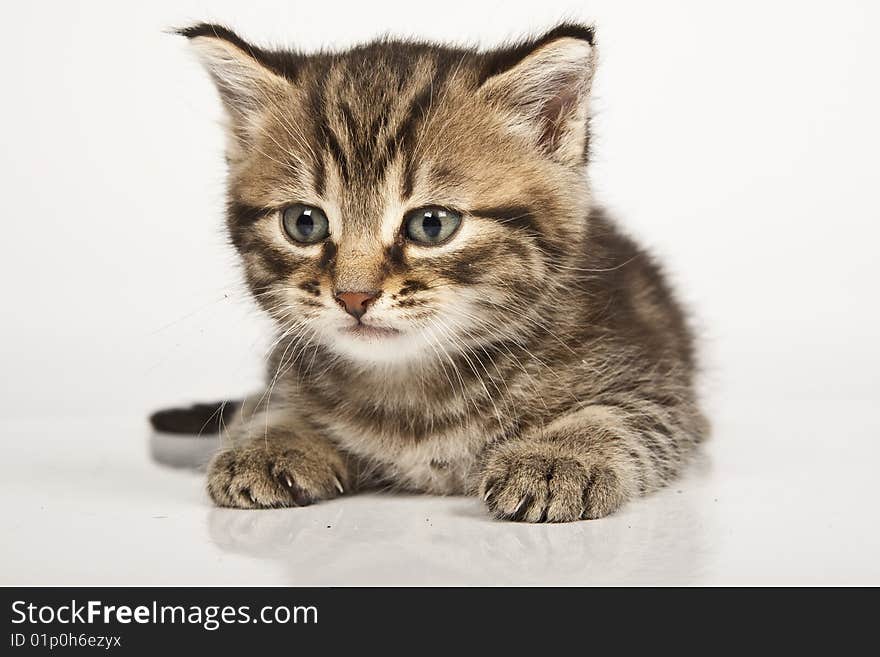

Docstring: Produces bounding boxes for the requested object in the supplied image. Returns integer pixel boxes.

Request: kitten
[151,22,708,522]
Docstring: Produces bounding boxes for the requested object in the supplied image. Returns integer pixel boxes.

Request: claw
[248,490,257,505]
[333,476,345,494]
[513,496,527,514]
[284,475,293,488]
[483,486,495,502]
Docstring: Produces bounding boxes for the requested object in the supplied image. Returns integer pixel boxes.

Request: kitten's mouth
[343,323,401,339]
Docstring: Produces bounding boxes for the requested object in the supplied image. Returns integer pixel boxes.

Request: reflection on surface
[205,466,712,586]
[149,428,713,585]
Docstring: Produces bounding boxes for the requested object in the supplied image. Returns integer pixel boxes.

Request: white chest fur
[326,419,483,495]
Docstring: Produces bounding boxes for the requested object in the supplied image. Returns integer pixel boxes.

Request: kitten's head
[182,23,597,365]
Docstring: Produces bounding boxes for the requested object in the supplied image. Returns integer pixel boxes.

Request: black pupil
[297,212,315,237]
[422,213,442,239]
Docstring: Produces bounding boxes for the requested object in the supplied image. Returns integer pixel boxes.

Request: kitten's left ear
[479,24,597,165]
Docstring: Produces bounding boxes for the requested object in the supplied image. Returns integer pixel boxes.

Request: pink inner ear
[479,35,594,161]
[538,81,581,152]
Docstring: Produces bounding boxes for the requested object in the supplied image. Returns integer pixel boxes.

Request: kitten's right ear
[478,24,597,165]
[177,23,291,118]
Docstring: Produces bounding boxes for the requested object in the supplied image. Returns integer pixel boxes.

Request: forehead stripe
[308,76,351,184]
[321,123,351,183]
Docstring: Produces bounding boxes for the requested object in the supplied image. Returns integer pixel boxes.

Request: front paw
[479,442,633,522]
[207,444,347,509]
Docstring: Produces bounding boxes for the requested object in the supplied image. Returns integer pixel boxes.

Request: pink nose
[334,291,379,319]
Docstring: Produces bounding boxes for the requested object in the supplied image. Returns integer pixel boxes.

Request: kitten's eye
[404,207,462,245]
[282,204,330,244]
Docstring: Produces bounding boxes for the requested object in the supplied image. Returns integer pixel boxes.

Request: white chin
[329,328,431,365]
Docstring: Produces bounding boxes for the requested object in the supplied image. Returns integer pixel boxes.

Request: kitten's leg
[477,402,704,522]
[207,422,350,509]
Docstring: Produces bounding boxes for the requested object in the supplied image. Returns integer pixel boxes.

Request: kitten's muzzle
[334,290,380,320]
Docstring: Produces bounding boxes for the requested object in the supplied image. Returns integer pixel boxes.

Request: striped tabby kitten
[153,22,707,522]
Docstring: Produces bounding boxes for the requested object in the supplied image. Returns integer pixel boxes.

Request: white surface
[3,400,879,586]
[1,1,879,585]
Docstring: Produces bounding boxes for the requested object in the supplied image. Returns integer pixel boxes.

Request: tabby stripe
[578,395,679,471]
[340,100,383,170]
[312,154,326,196]
[365,83,433,190]
[229,202,271,226]
[473,205,538,234]
[253,246,297,277]
[376,58,458,187]
[339,101,359,143]
[397,86,435,197]
[318,240,337,271]
[386,83,434,156]
[472,204,561,258]
[383,239,407,274]
[321,123,350,183]
[310,76,351,183]
[227,202,272,249]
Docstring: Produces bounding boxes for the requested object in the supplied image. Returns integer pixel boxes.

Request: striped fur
[166,23,708,521]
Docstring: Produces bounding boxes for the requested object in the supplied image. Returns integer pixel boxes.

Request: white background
[1,0,878,585]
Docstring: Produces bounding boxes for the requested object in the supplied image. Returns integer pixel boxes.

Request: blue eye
[404,207,462,245]
[282,204,330,244]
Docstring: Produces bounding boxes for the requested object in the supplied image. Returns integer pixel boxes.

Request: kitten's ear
[479,24,597,165]
[178,23,291,119]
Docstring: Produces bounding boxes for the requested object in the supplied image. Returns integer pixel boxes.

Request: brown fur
[155,23,708,522]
